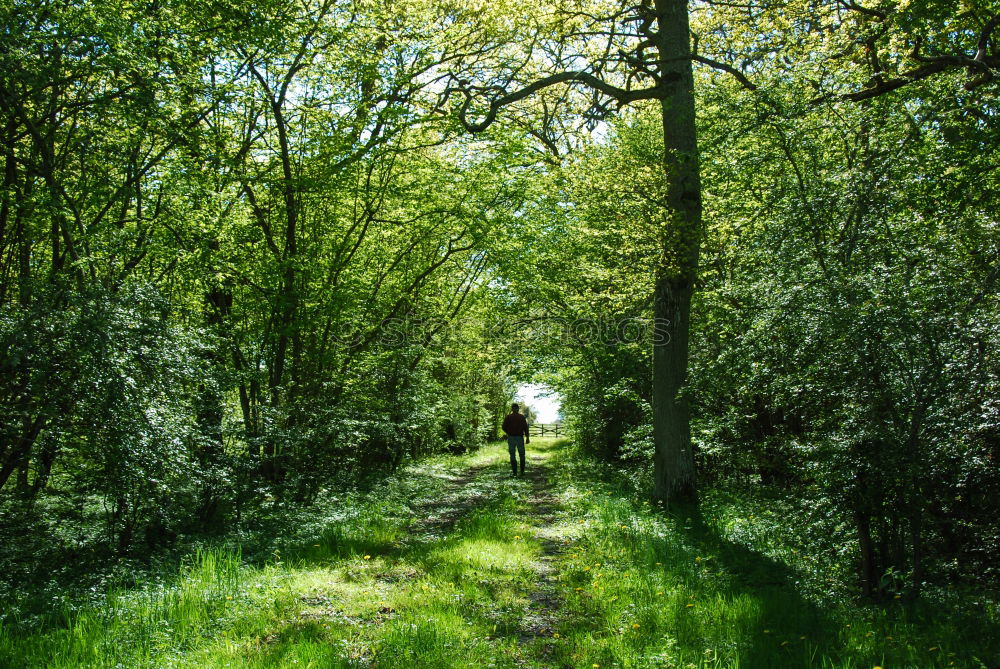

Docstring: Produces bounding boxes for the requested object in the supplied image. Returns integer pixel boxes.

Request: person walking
[502,403,530,477]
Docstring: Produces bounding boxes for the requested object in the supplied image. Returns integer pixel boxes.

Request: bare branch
[449,72,675,133]
[910,38,989,70]
[692,54,756,91]
[836,0,888,20]
[818,31,1000,103]
[839,61,950,102]
[975,13,1000,62]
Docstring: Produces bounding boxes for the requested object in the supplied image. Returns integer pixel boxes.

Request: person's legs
[517,440,526,475]
[507,436,520,476]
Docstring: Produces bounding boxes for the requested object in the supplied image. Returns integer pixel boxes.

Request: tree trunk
[652,276,696,503]
[651,0,701,505]
[197,280,230,527]
[856,510,877,598]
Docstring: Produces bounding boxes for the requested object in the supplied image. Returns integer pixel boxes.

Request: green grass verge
[541,443,999,669]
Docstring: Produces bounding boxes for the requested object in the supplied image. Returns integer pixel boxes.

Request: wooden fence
[529,422,564,437]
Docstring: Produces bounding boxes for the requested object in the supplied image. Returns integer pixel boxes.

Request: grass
[538,447,999,669]
[1,439,996,668]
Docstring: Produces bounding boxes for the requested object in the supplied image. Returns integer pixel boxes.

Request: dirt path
[511,452,571,666]
[386,445,573,666]
[289,441,576,668]
[396,462,494,548]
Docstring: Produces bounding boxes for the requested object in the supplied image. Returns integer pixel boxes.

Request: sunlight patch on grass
[429,538,536,576]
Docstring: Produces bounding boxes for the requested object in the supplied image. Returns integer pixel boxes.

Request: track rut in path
[395,463,494,548]
[511,451,571,666]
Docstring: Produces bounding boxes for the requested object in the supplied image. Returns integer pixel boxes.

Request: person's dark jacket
[502,412,529,437]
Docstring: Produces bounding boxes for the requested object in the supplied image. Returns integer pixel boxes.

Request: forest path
[387,439,576,667]
[370,440,574,665]
[247,438,580,668]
